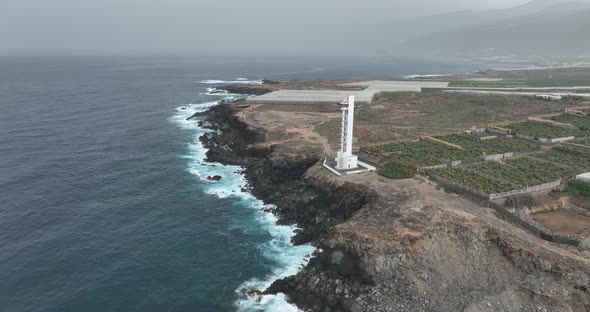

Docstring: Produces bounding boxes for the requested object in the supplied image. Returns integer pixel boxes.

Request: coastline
[172,97,316,311]
[194,81,590,312]
[195,97,379,311]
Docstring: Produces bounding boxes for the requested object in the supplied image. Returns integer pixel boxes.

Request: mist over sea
[0,54,486,311]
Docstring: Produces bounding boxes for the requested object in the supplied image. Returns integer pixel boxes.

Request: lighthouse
[335,96,359,170]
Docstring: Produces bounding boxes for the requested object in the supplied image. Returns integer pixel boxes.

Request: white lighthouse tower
[335,96,359,170]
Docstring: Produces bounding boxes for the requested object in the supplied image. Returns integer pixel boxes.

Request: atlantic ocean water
[0,54,487,312]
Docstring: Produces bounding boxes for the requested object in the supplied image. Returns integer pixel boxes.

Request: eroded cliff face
[275,220,590,312]
[267,180,590,312]
[199,102,590,312]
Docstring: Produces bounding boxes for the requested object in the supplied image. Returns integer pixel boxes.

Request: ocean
[0,54,486,312]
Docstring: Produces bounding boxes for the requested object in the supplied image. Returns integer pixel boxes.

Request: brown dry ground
[236,90,588,153]
[526,197,590,238]
[236,104,337,154]
[533,210,590,235]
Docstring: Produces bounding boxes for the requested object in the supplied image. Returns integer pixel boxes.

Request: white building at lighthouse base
[336,151,358,170]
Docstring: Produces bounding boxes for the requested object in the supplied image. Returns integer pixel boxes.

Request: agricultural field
[533,150,590,172]
[506,157,576,180]
[436,133,540,155]
[548,114,590,132]
[468,158,574,187]
[430,167,515,194]
[469,67,590,88]
[504,122,583,139]
[447,81,531,88]
[343,92,585,144]
[469,161,538,187]
[376,140,474,167]
[469,157,576,188]
[555,144,590,157]
[571,138,590,147]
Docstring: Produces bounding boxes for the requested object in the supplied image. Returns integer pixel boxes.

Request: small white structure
[335,96,359,170]
[537,94,563,101]
[576,172,590,183]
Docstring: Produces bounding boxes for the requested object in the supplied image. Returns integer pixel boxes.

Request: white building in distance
[537,94,563,100]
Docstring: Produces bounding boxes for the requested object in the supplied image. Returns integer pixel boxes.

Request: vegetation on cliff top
[378,160,416,180]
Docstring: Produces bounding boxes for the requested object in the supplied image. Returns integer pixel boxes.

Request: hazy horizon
[0,0,534,56]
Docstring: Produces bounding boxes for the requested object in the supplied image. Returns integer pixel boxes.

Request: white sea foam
[199,87,242,97]
[197,79,264,85]
[171,99,315,312]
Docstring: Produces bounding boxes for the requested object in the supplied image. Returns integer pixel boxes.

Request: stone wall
[488,181,562,200]
[528,117,577,130]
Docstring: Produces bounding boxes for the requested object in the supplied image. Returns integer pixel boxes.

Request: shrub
[504,196,518,209]
[378,161,416,179]
[504,194,536,209]
[523,194,536,207]
[444,186,460,194]
[566,179,590,197]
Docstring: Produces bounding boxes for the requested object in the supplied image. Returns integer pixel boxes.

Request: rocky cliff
[198,103,376,245]
[199,102,590,312]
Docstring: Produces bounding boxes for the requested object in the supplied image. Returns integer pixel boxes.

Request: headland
[197,67,590,312]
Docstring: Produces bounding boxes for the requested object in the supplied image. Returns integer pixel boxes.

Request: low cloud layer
[0,0,536,55]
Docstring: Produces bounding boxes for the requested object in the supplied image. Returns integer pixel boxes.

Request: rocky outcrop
[206,175,222,182]
[216,79,280,96]
[218,85,272,96]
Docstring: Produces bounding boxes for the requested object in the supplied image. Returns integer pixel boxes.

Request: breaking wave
[170,100,314,312]
[200,87,241,96]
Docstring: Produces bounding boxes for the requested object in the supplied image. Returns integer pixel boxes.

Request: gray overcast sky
[0,0,531,55]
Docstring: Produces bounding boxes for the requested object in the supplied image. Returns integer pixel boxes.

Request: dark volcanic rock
[218,85,272,95]
[208,88,227,94]
[206,175,222,181]
[198,101,380,311]
[198,103,375,246]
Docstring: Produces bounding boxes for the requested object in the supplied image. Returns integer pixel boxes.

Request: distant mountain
[399,0,590,57]
[385,0,580,41]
